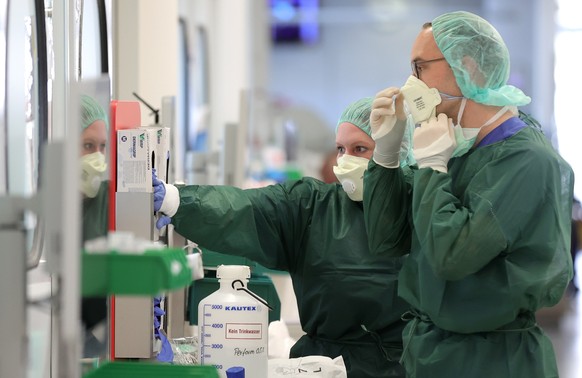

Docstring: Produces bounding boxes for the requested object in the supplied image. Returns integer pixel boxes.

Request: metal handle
[26,0,49,270]
[26,218,44,269]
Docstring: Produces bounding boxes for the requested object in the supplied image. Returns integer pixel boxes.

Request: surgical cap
[81,94,109,131]
[336,97,373,137]
[432,11,531,106]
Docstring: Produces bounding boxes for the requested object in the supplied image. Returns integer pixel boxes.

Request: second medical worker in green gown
[154,98,413,377]
[363,11,574,378]
[79,94,109,358]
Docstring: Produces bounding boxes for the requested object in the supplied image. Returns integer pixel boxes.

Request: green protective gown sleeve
[362,160,413,257]
[171,178,409,378]
[81,180,109,357]
[396,125,574,378]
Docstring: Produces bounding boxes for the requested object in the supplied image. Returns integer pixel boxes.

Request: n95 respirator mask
[81,152,107,198]
[400,75,442,124]
[333,154,369,202]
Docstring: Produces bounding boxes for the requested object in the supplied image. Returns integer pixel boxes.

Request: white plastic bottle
[198,265,268,378]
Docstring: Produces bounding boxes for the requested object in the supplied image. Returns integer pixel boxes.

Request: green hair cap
[432,11,531,106]
[81,94,109,131]
[336,97,373,137]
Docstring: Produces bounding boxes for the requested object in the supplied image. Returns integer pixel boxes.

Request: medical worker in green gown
[153,98,413,377]
[79,94,109,357]
[363,11,574,378]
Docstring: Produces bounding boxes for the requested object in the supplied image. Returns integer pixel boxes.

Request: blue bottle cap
[226,366,245,378]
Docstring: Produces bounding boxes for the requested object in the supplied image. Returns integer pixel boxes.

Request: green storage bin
[188,273,281,325]
[83,361,219,378]
[82,248,192,296]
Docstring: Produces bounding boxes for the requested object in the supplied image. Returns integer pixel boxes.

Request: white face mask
[451,99,511,158]
[400,75,442,124]
[332,154,369,202]
[81,152,107,198]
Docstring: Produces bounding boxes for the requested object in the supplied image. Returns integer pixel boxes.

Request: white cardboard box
[145,126,171,183]
[117,128,154,192]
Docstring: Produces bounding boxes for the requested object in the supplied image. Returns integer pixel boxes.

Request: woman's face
[81,120,107,156]
[335,122,375,161]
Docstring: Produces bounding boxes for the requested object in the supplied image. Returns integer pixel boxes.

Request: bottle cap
[216,265,251,280]
[226,366,245,378]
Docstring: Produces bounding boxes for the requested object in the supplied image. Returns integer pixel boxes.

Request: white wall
[179,0,270,185]
[112,0,178,123]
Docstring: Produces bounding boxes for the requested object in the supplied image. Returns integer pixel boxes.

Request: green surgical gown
[364,125,574,378]
[172,176,410,378]
[81,180,109,357]
[82,180,109,243]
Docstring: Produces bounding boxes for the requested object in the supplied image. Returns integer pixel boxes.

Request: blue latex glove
[156,330,174,363]
[152,169,166,212]
[156,216,172,229]
[153,296,173,362]
[153,297,164,329]
[154,306,164,316]
[153,170,172,228]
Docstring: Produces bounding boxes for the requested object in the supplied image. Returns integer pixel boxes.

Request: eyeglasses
[411,57,446,79]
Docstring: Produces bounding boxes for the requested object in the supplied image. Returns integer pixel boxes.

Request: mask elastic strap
[457,98,467,126]
[439,92,464,101]
[481,106,510,128]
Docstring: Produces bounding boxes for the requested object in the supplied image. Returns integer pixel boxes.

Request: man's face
[410,27,463,120]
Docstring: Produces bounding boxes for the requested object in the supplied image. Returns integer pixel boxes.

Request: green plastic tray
[83,361,218,377]
[82,248,192,296]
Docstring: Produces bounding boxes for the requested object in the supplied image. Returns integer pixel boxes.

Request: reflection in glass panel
[0,0,6,194]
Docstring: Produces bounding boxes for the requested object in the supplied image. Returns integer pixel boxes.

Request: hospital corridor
[546,293,582,378]
[538,254,582,378]
[3,0,582,377]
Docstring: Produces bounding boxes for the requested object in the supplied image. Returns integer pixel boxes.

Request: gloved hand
[370,87,408,168]
[413,113,457,173]
[156,216,172,229]
[153,169,165,212]
[155,329,174,363]
[153,296,174,363]
[152,169,180,229]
